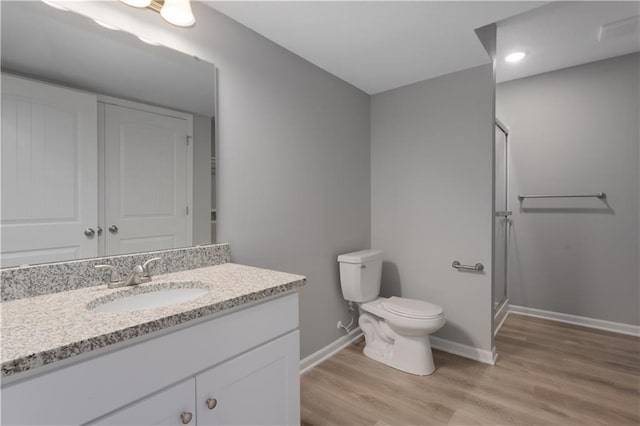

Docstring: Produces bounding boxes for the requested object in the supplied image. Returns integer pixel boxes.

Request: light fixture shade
[120,0,152,8]
[160,0,195,27]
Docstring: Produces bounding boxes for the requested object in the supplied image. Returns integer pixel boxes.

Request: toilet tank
[337,249,383,302]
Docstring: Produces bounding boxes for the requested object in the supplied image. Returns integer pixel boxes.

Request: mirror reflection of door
[103,102,192,256]
[1,74,98,267]
[0,74,197,267]
[0,1,216,268]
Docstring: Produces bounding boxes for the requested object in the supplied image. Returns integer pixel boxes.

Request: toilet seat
[381,297,443,319]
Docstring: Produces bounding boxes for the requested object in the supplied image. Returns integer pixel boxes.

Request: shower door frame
[494,119,510,317]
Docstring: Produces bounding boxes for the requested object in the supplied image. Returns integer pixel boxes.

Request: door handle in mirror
[206,398,218,410]
[180,412,193,424]
[84,228,95,237]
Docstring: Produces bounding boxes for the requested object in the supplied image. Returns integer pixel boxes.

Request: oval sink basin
[91,287,209,313]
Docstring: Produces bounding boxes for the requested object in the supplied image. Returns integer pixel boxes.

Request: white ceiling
[207,1,544,94]
[497,1,640,83]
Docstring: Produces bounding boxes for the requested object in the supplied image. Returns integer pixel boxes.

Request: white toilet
[338,249,445,375]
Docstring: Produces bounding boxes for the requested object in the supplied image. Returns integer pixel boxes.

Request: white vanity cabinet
[1,293,300,426]
[92,332,299,426]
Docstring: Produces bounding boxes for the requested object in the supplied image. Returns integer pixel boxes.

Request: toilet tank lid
[337,249,383,264]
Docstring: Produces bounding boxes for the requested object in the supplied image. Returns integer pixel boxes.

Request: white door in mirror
[0,74,98,267]
[104,104,191,255]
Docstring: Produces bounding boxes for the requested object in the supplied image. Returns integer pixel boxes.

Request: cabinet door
[196,331,300,426]
[90,378,196,426]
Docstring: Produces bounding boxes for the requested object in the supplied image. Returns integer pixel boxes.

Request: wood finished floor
[300,314,640,425]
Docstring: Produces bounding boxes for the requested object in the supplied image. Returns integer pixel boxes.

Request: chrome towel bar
[517,192,605,202]
[452,261,484,272]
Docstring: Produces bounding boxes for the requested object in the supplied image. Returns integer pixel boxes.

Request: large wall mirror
[1,1,217,268]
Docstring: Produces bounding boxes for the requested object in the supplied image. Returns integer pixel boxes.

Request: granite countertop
[0,263,306,378]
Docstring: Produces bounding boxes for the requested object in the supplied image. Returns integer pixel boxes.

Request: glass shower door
[494,122,509,312]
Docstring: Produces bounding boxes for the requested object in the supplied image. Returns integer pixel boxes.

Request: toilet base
[362,335,435,376]
[359,312,436,376]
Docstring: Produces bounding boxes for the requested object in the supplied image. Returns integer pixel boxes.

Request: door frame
[494,118,510,329]
[97,94,193,257]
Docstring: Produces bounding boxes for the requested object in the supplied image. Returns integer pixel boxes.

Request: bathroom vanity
[0,245,305,425]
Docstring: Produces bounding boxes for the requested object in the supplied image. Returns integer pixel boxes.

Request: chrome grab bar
[452,261,484,272]
[518,192,605,201]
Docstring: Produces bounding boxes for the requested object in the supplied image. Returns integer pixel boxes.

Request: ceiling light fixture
[94,19,121,31]
[160,0,196,27]
[119,0,195,27]
[505,52,526,63]
[41,0,69,11]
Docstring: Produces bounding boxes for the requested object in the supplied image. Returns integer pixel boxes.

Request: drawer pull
[180,412,193,424]
[206,398,218,410]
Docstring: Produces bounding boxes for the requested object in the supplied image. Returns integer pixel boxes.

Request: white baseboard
[430,336,495,365]
[509,305,640,337]
[494,300,509,337]
[300,327,363,374]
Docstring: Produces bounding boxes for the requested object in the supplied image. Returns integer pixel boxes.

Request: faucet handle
[142,257,162,278]
[95,264,121,284]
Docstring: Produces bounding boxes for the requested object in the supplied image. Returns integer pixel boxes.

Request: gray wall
[68,2,371,358]
[497,53,640,325]
[214,18,371,358]
[371,65,495,352]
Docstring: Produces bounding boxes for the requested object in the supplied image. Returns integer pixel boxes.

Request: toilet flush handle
[360,264,367,270]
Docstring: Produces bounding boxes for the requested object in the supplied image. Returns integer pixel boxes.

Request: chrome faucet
[94,265,122,289]
[124,265,147,286]
[95,257,161,289]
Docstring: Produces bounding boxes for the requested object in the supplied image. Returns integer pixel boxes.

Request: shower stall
[494,120,510,326]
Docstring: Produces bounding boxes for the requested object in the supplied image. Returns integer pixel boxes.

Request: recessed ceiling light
[138,36,161,46]
[41,0,69,11]
[505,52,526,63]
[94,19,120,31]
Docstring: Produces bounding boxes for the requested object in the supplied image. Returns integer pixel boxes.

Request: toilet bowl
[358,297,445,375]
[337,249,445,376]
